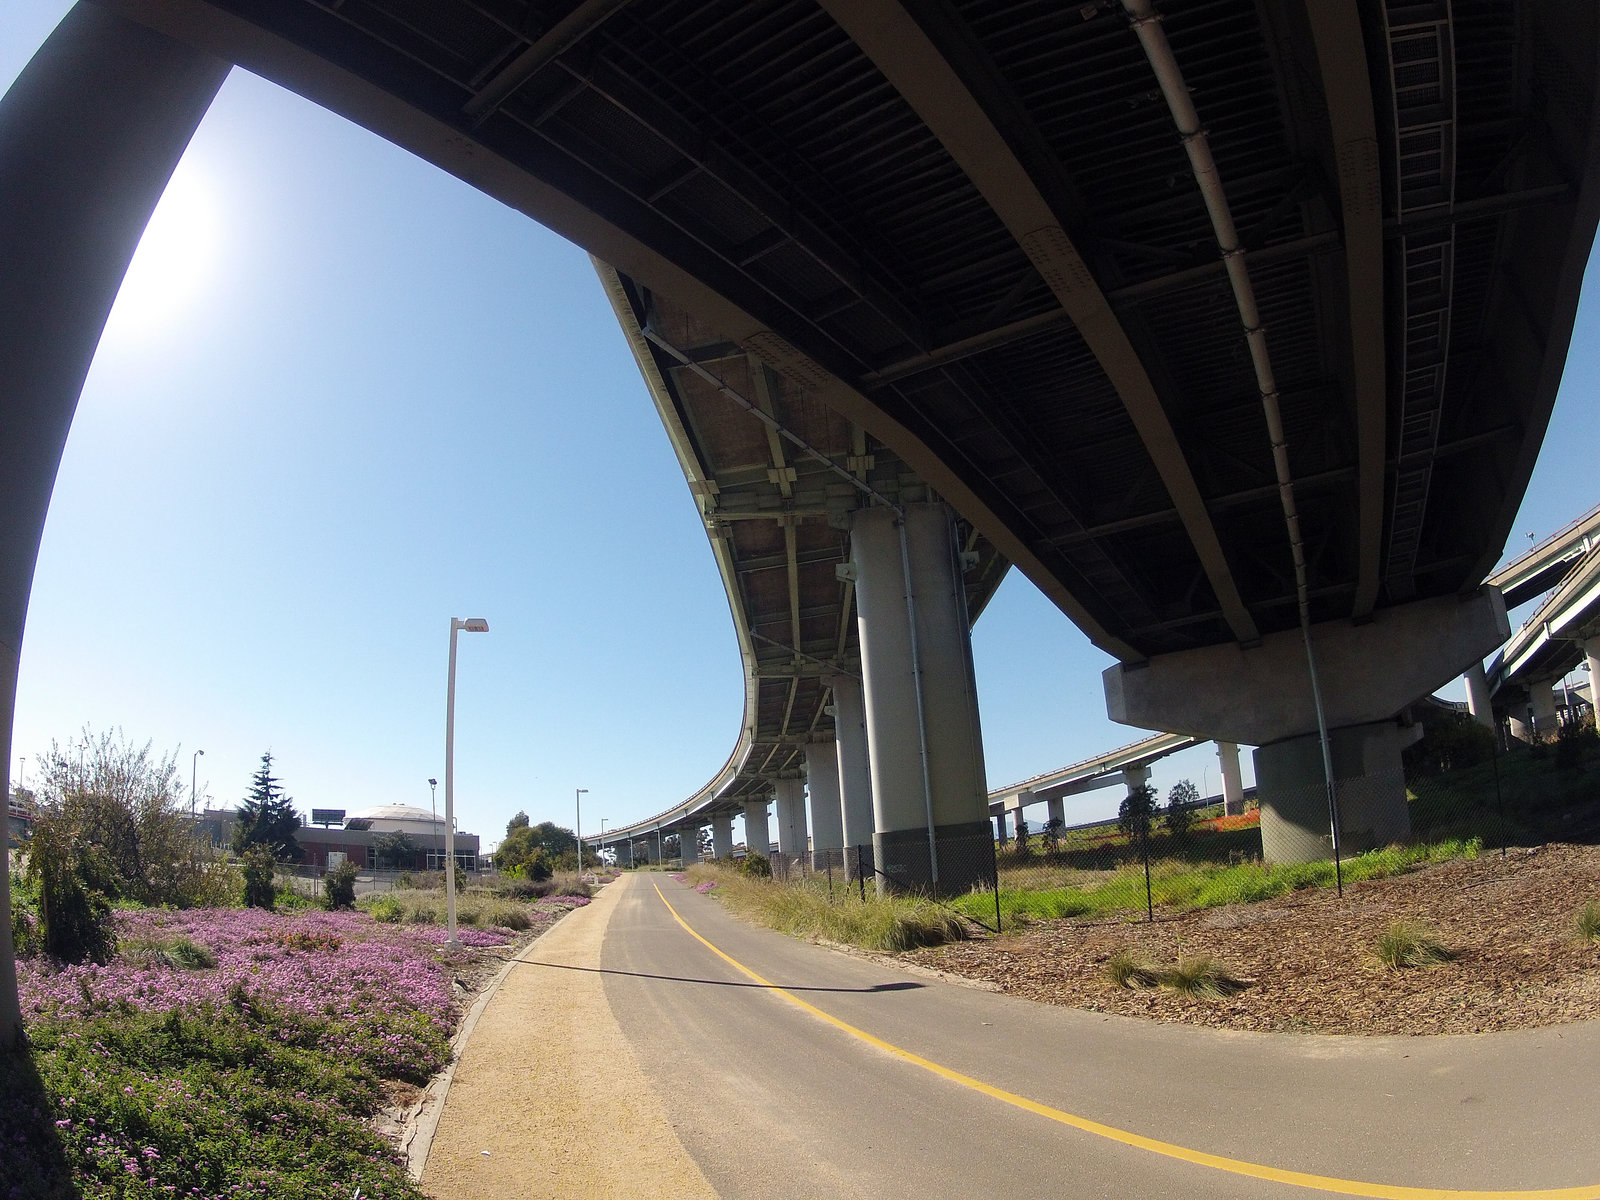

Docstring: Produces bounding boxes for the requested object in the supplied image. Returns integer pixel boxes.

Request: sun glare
[101,163,222,344]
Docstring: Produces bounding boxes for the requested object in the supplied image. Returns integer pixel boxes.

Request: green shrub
[25,815,117,965]
[1373,921,1454,969]
[1577,899,1600,942]
[1555,717,1598,770]
[738,852,772,879]
[241,845,277,910]
[323,860,358,910]
[490,874,557,899]
[366,894,403,923]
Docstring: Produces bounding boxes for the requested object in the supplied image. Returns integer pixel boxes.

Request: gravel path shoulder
[420,877,716,1199]
[903,842,1600,1035]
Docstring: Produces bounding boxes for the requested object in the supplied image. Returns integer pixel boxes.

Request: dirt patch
[902,843,1600,1035]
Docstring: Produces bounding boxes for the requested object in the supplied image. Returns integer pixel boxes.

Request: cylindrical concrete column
[1122,766,1150,829]
[1253,722,1410,864]
[852,503,992,894]
[1586,639,1600,717]
[1012,809,1028,840]
[0,7,229,1046]
[1046,795,1065,830]
[1529,678,1559,735]
[1217,740,1246,816]
[994,812,1007,844]
[1463,661,1495,730]
[743,799,770,858]
[711,812,734,860]
[805,741,844,868]
[774,778,808,860]
[829,674,874,868]
[678,824,701,866]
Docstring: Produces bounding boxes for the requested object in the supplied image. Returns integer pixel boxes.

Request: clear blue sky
[4,5,1595,848]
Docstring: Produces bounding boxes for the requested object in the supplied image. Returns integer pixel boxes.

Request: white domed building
[344,804,448,838]
[292,802,481,871]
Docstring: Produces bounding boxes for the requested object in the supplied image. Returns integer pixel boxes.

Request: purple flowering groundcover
[3,905,530,1200]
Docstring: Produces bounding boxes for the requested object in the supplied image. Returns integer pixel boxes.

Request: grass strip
[953,838,1482,925]
[685,865,970,951]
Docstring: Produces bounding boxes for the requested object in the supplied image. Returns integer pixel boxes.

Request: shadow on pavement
[511,959,926,995]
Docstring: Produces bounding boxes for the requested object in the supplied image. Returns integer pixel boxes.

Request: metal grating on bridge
[120,0,1597,661]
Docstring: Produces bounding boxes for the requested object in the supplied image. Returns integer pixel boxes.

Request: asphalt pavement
[599,872,1600,1200]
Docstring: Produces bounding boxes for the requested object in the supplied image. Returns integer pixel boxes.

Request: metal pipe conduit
[1121,0,1343,874]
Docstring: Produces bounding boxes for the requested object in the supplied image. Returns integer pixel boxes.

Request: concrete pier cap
[1103,589,1509,864]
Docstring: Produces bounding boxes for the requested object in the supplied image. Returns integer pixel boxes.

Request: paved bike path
[601,873,1600,1200]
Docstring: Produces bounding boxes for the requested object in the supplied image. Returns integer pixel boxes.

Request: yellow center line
[652,882,1598,1200]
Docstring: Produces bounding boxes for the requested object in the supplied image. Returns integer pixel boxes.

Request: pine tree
[233,752,302,861]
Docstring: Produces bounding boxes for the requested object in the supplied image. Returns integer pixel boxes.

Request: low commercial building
[195,803,480,870]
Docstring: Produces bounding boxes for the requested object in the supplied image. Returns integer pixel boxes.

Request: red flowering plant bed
[2,904,565,1200]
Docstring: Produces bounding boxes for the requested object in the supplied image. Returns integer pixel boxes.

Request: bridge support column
[0,7,229,1046]
[678,824,701,866]
[1587,640,1600,715]
[774,779,808,860]
[1529,678,1559,736]
[1046,796,1065,830]
[1254,722,1411,863]
[1463,661,1495,731]
[994,813,1007,844]
[829,674,874,876]
[743,800,770,858]
[638,837,657,865]
[851,503,992,895]
[1012,809,1028,841]
[1106,589,1509,865]
[1217,741,1245,816]
[711,813,734,860]
[805,741,844,868]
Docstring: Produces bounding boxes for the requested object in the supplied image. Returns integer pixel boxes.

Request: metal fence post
[858,845,867,903]
[1490,721,1508,860]
[991,838,1002,934]
[1140,819,1153,922]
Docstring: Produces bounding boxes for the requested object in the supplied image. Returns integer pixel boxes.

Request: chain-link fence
[747,719,1600,933]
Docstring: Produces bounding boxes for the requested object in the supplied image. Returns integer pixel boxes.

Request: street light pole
[428,778,438,869]
[600,817,607,869]
[445,617,489,947]
[191,750,204,819]
[575,787,588,877]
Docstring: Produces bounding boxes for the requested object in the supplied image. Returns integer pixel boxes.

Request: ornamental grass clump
[1103,949,1161,989]
[1373,920,1454,969]
[119,934,217,971]
[1103,948,1246,997]
[1576,899,1600,942]
[1159,955,1247,998]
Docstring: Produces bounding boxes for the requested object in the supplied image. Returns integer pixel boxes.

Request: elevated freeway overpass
[4,0,1600,1036]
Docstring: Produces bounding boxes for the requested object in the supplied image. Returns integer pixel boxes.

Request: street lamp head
[428,777,437,787]
[461,618,489,633]
[577,787,589,795]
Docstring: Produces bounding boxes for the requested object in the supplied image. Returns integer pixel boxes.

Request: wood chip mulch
[902,843,1600,1036]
